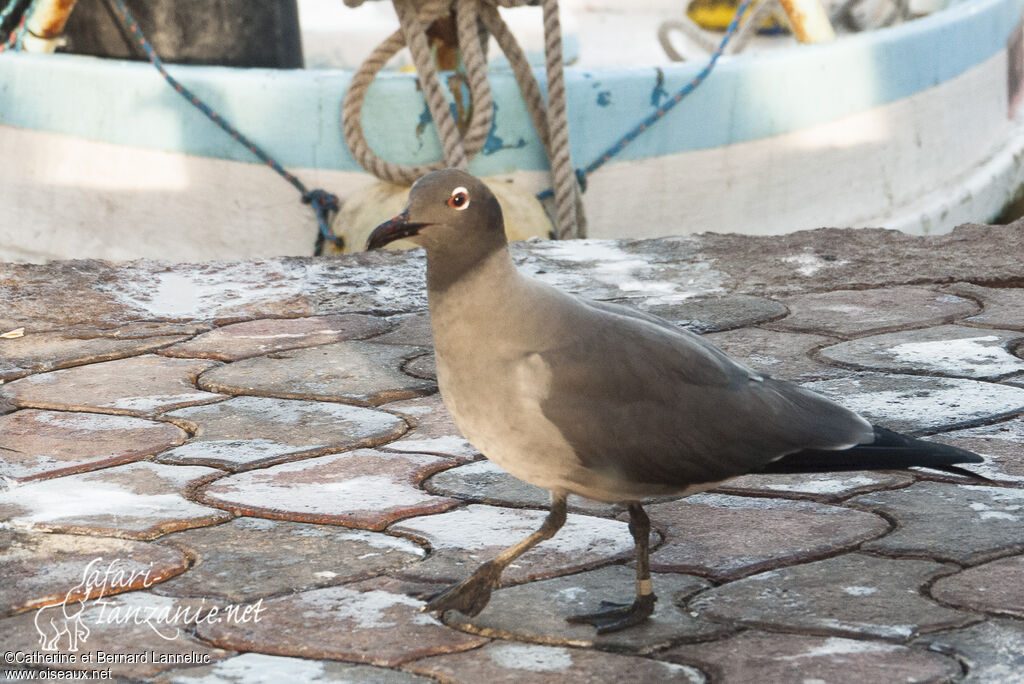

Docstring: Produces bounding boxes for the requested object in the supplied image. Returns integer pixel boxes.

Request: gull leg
[423,493,568,617]
[566,502,656,633]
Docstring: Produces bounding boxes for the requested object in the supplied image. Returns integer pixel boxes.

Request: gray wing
[533,295,873,489]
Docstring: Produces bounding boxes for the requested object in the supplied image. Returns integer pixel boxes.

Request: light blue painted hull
[1,0,1020,174]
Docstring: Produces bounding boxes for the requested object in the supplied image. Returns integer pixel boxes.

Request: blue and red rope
[106,0,343,253]
[539,0,755,200]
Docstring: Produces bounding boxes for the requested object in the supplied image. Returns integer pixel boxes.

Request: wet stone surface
[644,494,888,580]
[929,554,1024,618]
[689,553,976,640]
[768,286,978,338]
[154,653,434,684]
[916,619,1024,683]
[608,294,788,333]
[197,341,436,406]
[197,450,459,530]
[0,530,189,616]
[3,225,1024,679]
[715,470,914,500]
[0,330,190,381]
[0,409,187,482]
[0,354,225,416]
[389,504,637,584]
[945,282,1024,332]
[378,394,480,462]
[661,631,961,683]
[153,517,425,603]
[445,565,726,652]
[159,396,406,471]
[0,461,230,539]
[927,417,1024,482]
[422,459,619,515]
[161,314,391,361]
[818,324,1024,379]
[850,482,1024,563]
[372,311,434,347]
[801,372,1024,434]
[198,576,488,667]
[409,641,705,683]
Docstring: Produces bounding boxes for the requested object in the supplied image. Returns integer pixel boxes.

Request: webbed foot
[565,594,657,634]
[422,561,502,617]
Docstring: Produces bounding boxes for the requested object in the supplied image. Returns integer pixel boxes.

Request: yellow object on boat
[686,0,789,33]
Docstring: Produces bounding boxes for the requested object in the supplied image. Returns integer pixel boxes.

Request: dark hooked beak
[366,211,430,250]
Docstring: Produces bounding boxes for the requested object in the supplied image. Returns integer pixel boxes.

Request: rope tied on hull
[342,0,584,239]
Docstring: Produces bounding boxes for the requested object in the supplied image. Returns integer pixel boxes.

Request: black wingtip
[762,425,985,476]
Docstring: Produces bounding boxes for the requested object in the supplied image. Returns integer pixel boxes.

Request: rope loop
[342,0,584,239]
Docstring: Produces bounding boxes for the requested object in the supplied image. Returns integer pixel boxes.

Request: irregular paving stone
[390,504,637,584]
[0,592,231,678]
[819,325,1024,379]
[403,352,436,381]
[0,355,224,416]
[802,372,1024,434]
[698,223,1024,296]
[161,314,391,361]
[0,461,229,539]
[0,331,190,381]
[158,396,406,471]
[702,327,845,382]
[0,529,189,616]
[0,409,187,482]
[607,294,787,333]
[927,418,1024,482]
[198,450,458,530]
[930,555,1024,618]
[689,553,976,640]
[945,282,1024,331]
[645,494,888,580]
[917,619,1024,683]
[409,640,704,683]
[67,321,211,339]
[198,576,487,667]
[422,460,618,515]
[660,630,960,683]
[851,482,1024,563]
[379,394,479,462]
[716,470,914,500]
[445,565,724,652]
[372,311,434,347]
[153,517,425,602]
[154,653,433,683]
[197,342,436,406]
[769,286,978,338]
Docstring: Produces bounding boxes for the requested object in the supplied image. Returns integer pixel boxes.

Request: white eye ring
[448,186,470,211]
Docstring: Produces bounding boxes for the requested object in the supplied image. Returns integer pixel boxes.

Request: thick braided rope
[342,0,497,184]
[455,0,494,161]
[541,0,579,239]
[342,0,584,238]
[394,0,469,169]
[478,3,551,157]
[341,28,435,184]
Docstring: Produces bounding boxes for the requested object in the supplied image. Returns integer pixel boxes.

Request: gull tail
[762,426,986,479]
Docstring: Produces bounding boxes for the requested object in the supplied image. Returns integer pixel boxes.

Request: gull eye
[447,186,470,211]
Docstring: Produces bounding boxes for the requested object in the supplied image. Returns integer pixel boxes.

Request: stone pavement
[1,222,1024,683]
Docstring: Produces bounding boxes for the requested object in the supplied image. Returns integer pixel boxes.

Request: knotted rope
[342,0,583,239]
